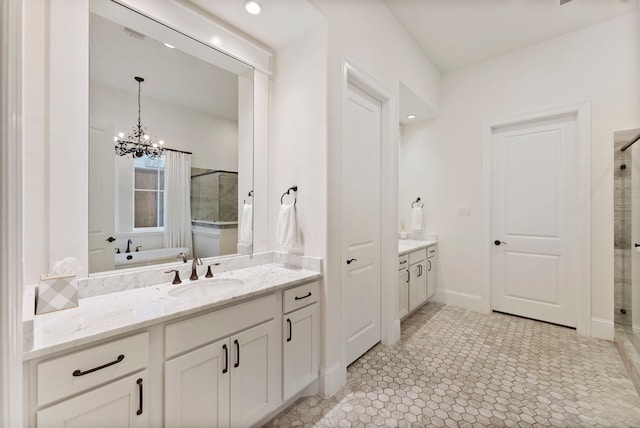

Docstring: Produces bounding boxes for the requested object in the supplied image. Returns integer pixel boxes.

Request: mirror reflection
[88,1,254,274]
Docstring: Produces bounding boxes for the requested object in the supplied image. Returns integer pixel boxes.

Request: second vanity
[22,254,322,428]
[398,239,437,319]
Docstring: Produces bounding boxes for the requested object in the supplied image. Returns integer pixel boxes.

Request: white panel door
[491,115,578,327]
[89,122,116,272]
[230,320,279,427]
[343,83,381,366]
[37,371,148,428]
[164,339,230,428]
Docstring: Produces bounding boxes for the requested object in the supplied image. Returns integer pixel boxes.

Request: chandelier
[114,76,164,159]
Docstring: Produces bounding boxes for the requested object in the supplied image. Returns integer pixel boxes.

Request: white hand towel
[411,206,423,230]
[276,203,300,250]
[239,202,253,243]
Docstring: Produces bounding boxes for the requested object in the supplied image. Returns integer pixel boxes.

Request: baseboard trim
[591,317,614,341]
[434,289,482,312]
[319,361,346,398]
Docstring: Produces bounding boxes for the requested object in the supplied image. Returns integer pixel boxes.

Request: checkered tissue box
[35,273,79,315]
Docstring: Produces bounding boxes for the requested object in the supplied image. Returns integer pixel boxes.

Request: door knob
[106,236,116,243]
[346,258,357,265]
[494,240,507,246]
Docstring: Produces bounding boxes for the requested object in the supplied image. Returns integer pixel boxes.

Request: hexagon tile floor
[264,303,640,427]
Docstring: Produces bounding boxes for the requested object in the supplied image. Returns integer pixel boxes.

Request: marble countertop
[398,239,437,256]
[25,263,321,361]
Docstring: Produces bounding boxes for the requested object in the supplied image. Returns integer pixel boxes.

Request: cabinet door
[427,256,437,299]
[416,261,428,305]
[408,263,421,311]
[230,319,280,427]
[283,304,318,400]
[37,371,148,428]
[165,339,230,428]
[398,268,409,319]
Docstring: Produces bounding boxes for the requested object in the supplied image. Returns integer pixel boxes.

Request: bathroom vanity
[398,239,437,319]
[22,255,321,428]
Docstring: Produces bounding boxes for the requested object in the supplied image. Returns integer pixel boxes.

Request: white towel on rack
[411,206,423,230]
[276,203,300,251]
[239,202,253,243]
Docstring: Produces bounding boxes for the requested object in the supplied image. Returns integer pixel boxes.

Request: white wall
[284,0,440,396]
[400,11,640,330]
[91,82,238,171]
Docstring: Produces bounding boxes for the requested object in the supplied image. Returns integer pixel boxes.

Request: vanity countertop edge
[24,263,322,361]
[398,239,437,256]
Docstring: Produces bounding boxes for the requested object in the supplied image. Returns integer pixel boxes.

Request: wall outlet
[457,206,471,216]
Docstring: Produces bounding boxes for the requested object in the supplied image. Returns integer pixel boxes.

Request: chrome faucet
[190,258,203,281]
[176,252,188,263]
[125,239,133,253]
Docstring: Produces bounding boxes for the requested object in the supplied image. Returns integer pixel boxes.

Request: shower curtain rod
[620,133,640,152]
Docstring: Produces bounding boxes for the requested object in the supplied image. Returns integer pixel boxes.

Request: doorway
[484,104,591,333]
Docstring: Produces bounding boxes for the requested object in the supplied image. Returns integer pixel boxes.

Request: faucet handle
[205,266,213,278]
[165,270,182,285]
[135,245,143,252]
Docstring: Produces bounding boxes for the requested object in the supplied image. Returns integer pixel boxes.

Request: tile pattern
[265,303,640,427]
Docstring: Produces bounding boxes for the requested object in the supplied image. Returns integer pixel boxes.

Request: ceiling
[182,0,638,73]
[90,13,240,120]
[383,0,639,72]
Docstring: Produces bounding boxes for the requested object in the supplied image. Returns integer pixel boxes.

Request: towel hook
[411,197,423,208]
[244,190,254,204]
[281,185,298,205]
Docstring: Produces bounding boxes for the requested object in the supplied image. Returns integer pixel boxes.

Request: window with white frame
[133,155,165,228]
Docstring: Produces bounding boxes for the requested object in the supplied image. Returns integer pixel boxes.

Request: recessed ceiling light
[244,0,262,15]
[407,114,416,119]
[164,42,175,49]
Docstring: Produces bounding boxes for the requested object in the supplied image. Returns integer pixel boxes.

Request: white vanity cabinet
[426,246,437,299]
[397,255,409,319]
[35,333,150,428]
[408,249,427,312]
[282,281,319,401]
[164,294,280,428]
[398,244,437,319]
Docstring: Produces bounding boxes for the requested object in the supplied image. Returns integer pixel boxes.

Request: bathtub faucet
[125,239,133,253]
[176,252,188,263]
[190,258,203,281]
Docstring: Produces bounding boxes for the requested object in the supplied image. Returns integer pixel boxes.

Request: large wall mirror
[89,0,254,274]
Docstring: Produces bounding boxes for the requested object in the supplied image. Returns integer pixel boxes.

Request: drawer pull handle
[136,378,143,416]
[399,260,407,264]
[294,292,312,301]
[72,354,124,377]
[222,344,228,374]
[234,339,240,368]
[287,318,292,342]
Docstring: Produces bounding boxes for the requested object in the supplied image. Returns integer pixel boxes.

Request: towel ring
[244,190,254,204]
[411,197,423,208]
[281,185,298,205]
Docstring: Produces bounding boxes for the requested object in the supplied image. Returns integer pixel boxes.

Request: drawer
[409,248,427,265]
[283,281,319,314]
[37,332,149,407]
[165,293,277,358]
[398,255,408,270]
[427,245,437,258]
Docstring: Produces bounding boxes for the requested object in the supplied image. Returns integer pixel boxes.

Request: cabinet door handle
[418,265,422,277]
[428,260,432,271]
[222,344,228,374]
[234,339,240,368]
[72,354,124,377]
[136,378,143,416]
[287,318,292,342]
[407,270,410,282]
[294,292,312,301]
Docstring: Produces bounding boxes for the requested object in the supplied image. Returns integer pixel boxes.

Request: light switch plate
[457,206,471,216]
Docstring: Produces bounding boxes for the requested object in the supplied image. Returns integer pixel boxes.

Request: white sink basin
[167,278,244,298]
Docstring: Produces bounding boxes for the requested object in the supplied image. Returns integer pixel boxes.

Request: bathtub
[114,247,191,269]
